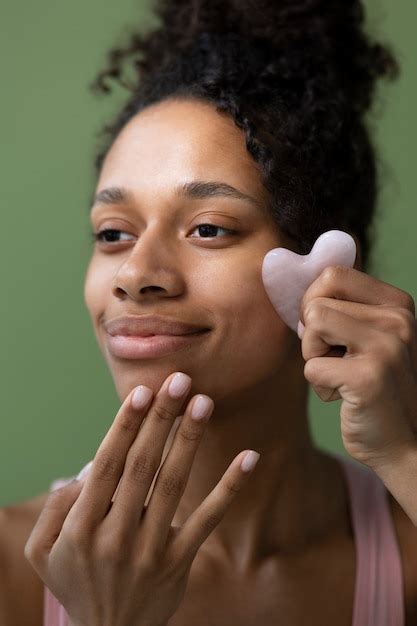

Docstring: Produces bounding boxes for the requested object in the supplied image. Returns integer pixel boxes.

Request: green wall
[1,0,416,506]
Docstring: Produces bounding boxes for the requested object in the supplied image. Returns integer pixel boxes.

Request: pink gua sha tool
[261,230,357,336]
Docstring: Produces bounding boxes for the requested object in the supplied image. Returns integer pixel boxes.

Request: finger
[302,297,414,330]
[300,298,417,365]
[301,304,379,360]
[24,480,83,576]
[105,372,193,536]
[304,355,354,402]
[140,393,214,552]
[65,383,154,528]
[173,450,260,562]
[299,266,415,326]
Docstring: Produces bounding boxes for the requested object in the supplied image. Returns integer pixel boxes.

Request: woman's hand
[298,265,417,522]
[24,372,260,626]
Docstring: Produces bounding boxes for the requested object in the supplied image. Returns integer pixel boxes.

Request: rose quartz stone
[261,230,357,333]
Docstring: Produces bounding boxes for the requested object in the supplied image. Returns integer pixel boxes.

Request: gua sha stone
[261,230,357,334]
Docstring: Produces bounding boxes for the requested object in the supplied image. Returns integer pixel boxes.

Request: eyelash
[90,224,238,245]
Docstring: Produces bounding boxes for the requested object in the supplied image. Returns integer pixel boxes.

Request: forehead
[97,98,269,205]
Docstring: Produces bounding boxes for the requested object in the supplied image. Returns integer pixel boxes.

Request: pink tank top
[43,453,405,625]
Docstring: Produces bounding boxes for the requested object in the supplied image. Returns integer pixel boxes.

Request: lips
[104,314,210,337]
[106,332,209,360]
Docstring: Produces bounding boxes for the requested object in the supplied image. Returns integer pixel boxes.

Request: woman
[2,1,417,625]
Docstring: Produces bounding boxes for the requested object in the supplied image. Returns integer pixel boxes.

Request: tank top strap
[335,453,405,626]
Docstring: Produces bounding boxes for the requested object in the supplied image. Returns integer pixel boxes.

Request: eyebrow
[90,180,264,213]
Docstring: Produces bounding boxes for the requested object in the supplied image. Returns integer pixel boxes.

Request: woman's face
[84,98,299,404]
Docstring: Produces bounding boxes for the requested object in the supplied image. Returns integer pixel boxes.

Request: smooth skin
[82,97,338,576]
[7,96,417,625]
[25,371,258,626]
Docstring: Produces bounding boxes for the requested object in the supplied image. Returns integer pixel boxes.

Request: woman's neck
[161,376,350,575]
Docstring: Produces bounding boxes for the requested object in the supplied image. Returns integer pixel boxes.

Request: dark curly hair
[89,0,400,274]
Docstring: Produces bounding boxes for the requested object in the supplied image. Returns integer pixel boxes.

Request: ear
[347,231,363,272]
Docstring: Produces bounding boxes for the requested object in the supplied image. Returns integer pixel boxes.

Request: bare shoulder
[0,491,50,626]
[387,490,417,623]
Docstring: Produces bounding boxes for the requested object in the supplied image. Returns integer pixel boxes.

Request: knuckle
[132,547,158,574]
[128,450,158,485]
[321,265,345,284]
[163,554,183,579]
[153,403,178,423]
[398,310,416,345]
[61,524,90,551]
[303,358,319,382]
[172,543,195,570]
[398,307,415,324]
[400,291,416,316]
[119,412,141,433]
[24,543,47,574]
[178,424,201,444]
[380,338,407,367]
[96,536,127,564]
[374,310,416,347]
[95,452,120,482]
[202,510,222,534]
[23,538,39,563]
[305,302,326,327]
[224,475,242,495]
[44,484,73,507]
[159,471,185,499]
[400,324,416,347]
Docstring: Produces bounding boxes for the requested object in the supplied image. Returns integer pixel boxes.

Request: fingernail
[168,372,192,399]
[132,385,153,409]
[241,450,260,473]
[191,395,214,420]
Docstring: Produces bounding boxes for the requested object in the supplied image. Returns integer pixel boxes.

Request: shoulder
[387,490,417,623]
[0,492,50,626]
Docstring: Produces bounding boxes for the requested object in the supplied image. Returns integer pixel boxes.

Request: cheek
[226,289,290,358]
[204,262,293,366]
[83,259,108,323]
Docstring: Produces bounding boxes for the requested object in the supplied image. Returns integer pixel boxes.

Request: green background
[1,0,415,506]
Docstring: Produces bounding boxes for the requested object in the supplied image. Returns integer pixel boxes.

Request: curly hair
[89,0,400,273]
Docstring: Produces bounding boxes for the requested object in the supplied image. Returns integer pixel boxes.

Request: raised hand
[25,372,260,626]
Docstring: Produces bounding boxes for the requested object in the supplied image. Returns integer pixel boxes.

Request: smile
[106,330,210,359]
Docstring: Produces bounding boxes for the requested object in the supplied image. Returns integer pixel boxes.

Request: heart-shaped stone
[261,230,357,333]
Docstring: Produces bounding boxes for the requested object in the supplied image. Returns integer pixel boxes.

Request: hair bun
[146,0,399,117]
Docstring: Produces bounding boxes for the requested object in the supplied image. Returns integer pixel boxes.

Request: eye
[90,223,237,245]
[189,224,237,238]
[90,229,134,244]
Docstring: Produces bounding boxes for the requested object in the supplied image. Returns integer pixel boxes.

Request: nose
[110,224,185,301]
